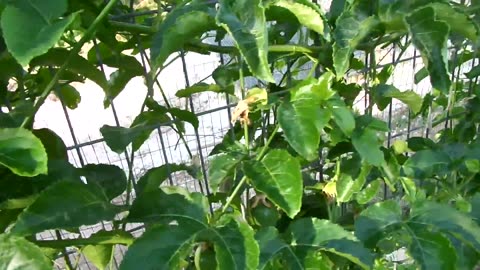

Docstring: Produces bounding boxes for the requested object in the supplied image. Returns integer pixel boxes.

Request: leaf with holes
[271,0,329,38]
[0,128,48,177]
[0,0,78,66]
[405,7,450,94]
[0,234,51,270]
[11,181,117,236]
[151,3,216,69]
[242,149,302,218]
[217,0,274,82]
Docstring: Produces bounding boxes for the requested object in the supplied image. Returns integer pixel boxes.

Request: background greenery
[1,0,480,269]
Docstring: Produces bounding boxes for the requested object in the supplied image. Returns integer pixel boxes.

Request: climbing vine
[1,0,480,269]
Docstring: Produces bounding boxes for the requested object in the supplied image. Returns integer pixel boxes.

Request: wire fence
[26,1,477,269]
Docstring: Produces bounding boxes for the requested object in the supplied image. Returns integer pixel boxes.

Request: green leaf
[126,189,258,269]
[355,200,403,248]
[333,3,380,77]
[55,85,81,109]
[415,67,429,83]
[32,128,67,161]
[137,163,198,194]
[0,209,22,231]
[83,244,114,270]
[127,186,209,224]
[168,108,199,130]
[466,64,480,79]
[355,179,381,204]
[313,71,336,101]
[208,150,246,194]
[410,201,480,252]
[408,229,456,270]
[209,216,259,270]
[0,0,77,66]
[11,181,117,236]
[151,3,216,69]
[288,218,374,269]
[120,221,203,270]
[427,2,478,42]
[405,7,451,94]
[402,149,451,178]
[80,164,127,200]
[278,79,332,161]
[0,128,48,177]
[145,98,199,130]
[328,98,355,136]
[373,84,423,114]
[351,128,384,166]
[337,164,370,203]
[255,227,293,269]
[271,0,328,38]
[104,68,143,108]
[470,193,480,223]
[176,83,234,98]
[216,0,274,82]
[30,48,108,89]
[243,149,302,218]
[87,42,144,73]
[212,64,243,88]
[336,174,355,203]
[0,234,51,270]
[100,111,171,153]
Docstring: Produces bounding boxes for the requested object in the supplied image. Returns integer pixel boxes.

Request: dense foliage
[1,0,480,269]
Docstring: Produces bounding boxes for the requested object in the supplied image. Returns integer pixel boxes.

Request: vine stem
[222,124,279,213]
[21,0,121,128]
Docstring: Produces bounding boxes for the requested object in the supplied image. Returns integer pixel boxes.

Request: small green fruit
[251,202,280,227]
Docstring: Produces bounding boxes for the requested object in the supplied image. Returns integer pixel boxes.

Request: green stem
[33,232,134,248]
[222,124,280,213]
[243,121,249,151]
[257,124,279,159]
[21,0,121,128]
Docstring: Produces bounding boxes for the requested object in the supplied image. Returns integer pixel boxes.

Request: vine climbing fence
[42,37,445,270]
[3,0,477,269]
